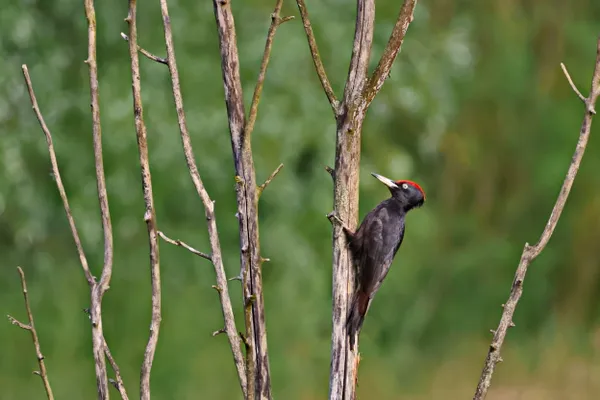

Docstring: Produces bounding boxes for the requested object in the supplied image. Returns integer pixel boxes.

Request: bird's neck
[388,197,409,214]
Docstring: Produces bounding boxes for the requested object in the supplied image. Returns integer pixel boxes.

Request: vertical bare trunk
[329,0,374,397]
[330,105,370,400]
[296,1,418,398]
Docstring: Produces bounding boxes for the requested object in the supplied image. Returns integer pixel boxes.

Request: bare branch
[7,267,54,400]
[257,163,284,197]
[295,0,338,113]
[159,0,247,394]
[104,338,130,400]
[125,2,162,399]
[120,33,168,65]
[158,231,212,261]
[7,315,30,330]
[83,1,117,397]
[24,0,130,395]
[213,0,291,397]
[474,36,600,400]
[246,0,293,137]
[21,65,93,287]
[84,2,113,298]
[342,0,375,108]
[560,62,587,106]
[363,0,418,106]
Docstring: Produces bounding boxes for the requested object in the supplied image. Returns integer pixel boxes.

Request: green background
[1,0,600,398]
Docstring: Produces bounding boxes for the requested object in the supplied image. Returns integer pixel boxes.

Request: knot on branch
[325,165,335,180]
[212,328,226,337]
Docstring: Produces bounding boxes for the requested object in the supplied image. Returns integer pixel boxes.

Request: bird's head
[371,172,426,211]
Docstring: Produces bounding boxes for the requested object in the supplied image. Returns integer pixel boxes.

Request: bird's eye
[401,183,409,190]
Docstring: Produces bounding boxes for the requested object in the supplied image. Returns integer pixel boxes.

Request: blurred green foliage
[1,0,600,399]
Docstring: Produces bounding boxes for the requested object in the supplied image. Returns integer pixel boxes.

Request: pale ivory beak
[371,173,398,189]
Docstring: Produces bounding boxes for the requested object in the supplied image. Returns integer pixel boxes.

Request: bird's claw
[326,211,344,226]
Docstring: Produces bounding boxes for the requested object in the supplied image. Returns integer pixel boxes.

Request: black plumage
[344,173,425,349]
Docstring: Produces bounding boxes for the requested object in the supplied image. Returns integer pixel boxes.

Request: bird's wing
[356,207,388,293]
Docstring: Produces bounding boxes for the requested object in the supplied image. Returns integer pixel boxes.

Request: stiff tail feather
[347,291,369,349]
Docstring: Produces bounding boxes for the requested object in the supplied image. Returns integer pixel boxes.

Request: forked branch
[84,1,120,397]
[159,0,247,394]
[213,0,291,398]
[473,36,600,400]
[125,1,162,399]
[22,3,129,398]
[7,267,54,400]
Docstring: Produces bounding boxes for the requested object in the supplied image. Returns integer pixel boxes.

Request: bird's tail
[347,291,369,350]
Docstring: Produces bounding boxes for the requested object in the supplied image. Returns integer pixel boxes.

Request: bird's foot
[327,211,354,238]
[326,211,344,226]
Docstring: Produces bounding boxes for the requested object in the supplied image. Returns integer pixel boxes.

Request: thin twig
[7,267,54,400]
[561,62,587,105]
[120,32,168,65]
[363,0,418,106]
[21,65,94,286]
[212,328,226,337]
[125,2,162,399]
[160,0,247,395]
[104,338,130,400]
[473,36,600,400]
[246,0,293,138]
[295,0,338,113]
[257,163,284,197]
[158,231,212,261]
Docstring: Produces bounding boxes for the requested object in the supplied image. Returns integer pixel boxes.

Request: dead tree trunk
[296,1,419,398]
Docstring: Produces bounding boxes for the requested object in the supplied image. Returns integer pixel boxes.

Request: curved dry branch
[473,36,600,400]
[157,0,247,394]
[246,2,294,138]
[295,0,338,113]
[363,0,418,106]
[21,65,93,286]
[7,267,54,400]
[125,2,162,399]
